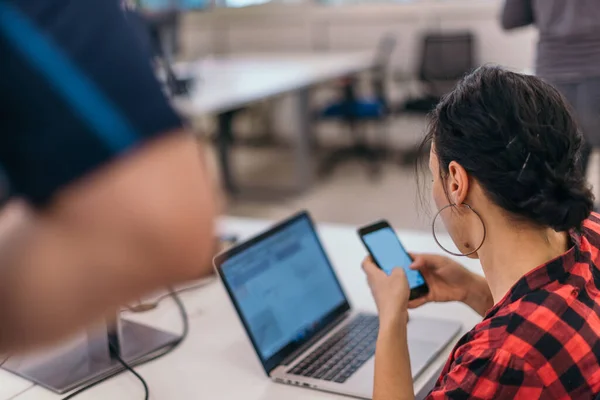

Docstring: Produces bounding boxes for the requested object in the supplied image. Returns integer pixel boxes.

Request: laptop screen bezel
[214,211,351,375]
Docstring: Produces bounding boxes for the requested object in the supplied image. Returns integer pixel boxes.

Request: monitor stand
[3,315,180,394]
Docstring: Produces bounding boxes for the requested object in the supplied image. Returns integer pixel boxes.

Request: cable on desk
[108,343,149,400]
[61,290,189,400]
[60,369,122,400]
[123,278,215,313]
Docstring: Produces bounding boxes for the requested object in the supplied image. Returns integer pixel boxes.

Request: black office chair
[396,32,475,165]
[316,34,397,178]
[402,32,476,114]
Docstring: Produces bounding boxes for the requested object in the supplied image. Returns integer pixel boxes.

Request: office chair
[396,32,475,166]
[316,34,397,178]
[402,32,475,114]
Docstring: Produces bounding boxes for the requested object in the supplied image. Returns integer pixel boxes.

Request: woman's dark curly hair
[419,66,594,232]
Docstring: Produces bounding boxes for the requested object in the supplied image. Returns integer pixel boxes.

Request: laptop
[214,211,461,399]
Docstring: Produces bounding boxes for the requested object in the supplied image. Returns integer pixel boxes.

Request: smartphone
[358,220,429,300]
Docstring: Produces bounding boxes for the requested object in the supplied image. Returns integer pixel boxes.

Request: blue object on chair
[314,34,396,177]
[321,98,385,119]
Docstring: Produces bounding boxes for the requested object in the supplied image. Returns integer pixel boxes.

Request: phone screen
[362,227,426,289]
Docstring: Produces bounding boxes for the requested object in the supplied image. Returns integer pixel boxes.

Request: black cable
[61,290,188,400]
[123,278,214,313]
[153,280,214,306]
[108,344,149,400]
[0,355,9,368]
[60,368,122,400]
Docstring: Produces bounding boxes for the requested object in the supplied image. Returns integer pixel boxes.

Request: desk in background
[0,216,482,399]
[173,53,375,197]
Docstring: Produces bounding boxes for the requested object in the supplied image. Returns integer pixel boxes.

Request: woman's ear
[447,161,470,205]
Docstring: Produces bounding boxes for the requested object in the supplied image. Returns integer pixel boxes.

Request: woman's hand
[363,257,414,400]
[362,256,410,328]
[408,254,493,317]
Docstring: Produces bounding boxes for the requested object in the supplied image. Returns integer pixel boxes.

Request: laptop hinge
[280,311,351,366]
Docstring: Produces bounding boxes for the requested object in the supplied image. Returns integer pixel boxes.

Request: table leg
[216,95,313,198]
[293,88,314,191]
[217,111,237,194]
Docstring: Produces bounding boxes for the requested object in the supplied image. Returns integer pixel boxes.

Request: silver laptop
[214,211,461,399]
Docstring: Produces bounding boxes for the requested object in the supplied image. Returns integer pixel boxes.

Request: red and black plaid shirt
[428,214,600,399]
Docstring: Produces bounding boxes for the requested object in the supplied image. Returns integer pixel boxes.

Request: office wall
[179,0,538,74]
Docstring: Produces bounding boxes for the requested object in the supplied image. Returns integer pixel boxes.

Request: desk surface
[1,216,483,400]
[173,52,374,116]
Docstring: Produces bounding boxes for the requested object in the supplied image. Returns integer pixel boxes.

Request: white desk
[173,53,374,116]
[173,53,374,196]
[1,216,483,400]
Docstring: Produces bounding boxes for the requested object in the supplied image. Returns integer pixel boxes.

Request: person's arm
[407,254,493,317]
[0,0,219,351]
[501,0,535,30]
[373,314,414,400]
[463,274,494,317]
[362,258,414,400]
[0,133,218,352]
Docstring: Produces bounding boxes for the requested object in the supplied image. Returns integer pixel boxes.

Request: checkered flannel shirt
[427,213,600,399]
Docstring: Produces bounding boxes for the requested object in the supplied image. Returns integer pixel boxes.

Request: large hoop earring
[432,203,486,257]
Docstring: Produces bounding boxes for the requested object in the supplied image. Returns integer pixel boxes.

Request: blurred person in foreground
[501,0,600,176]
[0,0,217,352]
[363,67,600,399]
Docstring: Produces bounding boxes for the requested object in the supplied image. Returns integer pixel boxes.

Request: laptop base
[271,314,461,400]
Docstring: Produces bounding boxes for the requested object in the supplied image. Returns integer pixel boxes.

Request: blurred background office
[137,0,599,232]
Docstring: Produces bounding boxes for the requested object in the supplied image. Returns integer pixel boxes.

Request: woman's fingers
[408,253,427,270]
[361,256,385,281]
[409,253,433,270]
[407,296,428,309]
[409,253,442,272]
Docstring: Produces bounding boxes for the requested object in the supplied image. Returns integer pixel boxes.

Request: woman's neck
[477,222,570,304]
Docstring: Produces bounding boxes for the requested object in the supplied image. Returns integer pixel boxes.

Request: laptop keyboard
[288,314,378,383]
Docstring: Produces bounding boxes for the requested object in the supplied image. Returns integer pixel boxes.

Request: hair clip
[517,152,531,182]
[506,137,518,149]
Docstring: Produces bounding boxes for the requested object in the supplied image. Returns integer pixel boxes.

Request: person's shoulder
[448,313,534,388]
[452,310,517,359]
[579,213,600,257]
[583,213,600,234]
[458,290,568,355]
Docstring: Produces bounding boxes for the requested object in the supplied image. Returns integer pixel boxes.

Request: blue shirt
[0,0,182,205]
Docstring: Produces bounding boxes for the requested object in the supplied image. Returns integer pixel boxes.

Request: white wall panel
[180,0,536,72]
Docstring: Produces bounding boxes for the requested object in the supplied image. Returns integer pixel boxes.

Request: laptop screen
[218,213,348,369]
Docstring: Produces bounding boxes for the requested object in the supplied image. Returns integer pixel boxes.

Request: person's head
[422,66,594,258]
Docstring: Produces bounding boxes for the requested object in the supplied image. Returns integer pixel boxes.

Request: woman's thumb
[408,253,426,270]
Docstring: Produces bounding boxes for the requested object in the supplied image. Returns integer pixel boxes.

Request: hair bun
[519,181,593,231]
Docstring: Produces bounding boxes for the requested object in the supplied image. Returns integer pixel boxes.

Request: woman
[363,66,600,399]
[501,0,600,175]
